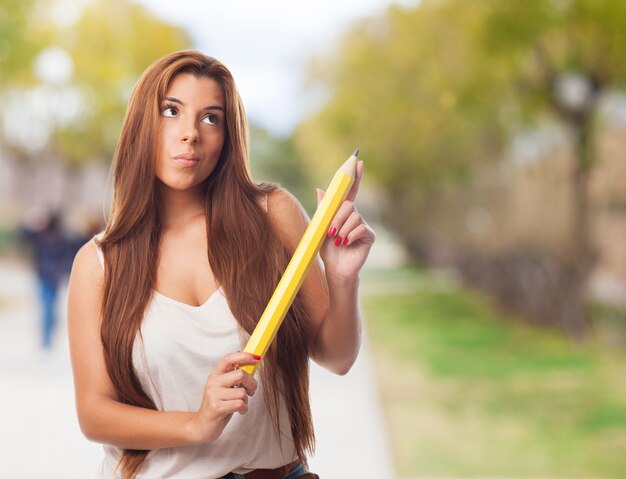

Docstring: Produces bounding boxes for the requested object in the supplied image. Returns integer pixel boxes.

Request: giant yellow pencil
[240,149,359,375]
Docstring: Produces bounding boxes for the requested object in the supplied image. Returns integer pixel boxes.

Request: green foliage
[363,267,626,477]
[295,2,508,263]
[297,3,502,195]
[0,0,38,85]
[480,0,626,122]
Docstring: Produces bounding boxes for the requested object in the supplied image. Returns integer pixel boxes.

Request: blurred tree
[294,1,506,262]
[0,0,38,86]
[478,0,626,338]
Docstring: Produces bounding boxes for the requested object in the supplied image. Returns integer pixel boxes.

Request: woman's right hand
[189,352,260,444]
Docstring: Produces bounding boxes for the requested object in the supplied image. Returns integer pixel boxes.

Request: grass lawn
[362,267,626,478]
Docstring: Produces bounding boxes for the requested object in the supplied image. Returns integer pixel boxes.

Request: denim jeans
[38,277,59,349]
[223,462,317,479]
[282,462,316,479]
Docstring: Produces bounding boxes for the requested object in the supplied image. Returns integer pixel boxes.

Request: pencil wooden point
[353,148,359,157]
[339,154,358,176]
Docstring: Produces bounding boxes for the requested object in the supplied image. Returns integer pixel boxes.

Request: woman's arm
[267,161,375,375]
[67,242,259,450]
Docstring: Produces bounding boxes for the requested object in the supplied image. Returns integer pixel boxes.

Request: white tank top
[93,238,297,478]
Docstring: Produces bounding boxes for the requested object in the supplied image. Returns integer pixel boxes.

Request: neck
[158,182,206,229]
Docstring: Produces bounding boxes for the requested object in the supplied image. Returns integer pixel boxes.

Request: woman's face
[156,73,226,193]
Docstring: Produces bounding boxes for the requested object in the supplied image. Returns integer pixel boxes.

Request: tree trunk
[565,117,595,340]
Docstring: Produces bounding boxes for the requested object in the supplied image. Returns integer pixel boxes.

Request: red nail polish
[328,226,337,238]
[343,236,349,246]
[335,235,342,246]
[252,354,261,360]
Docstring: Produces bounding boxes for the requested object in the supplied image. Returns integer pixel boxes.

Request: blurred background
[1,0,626,477]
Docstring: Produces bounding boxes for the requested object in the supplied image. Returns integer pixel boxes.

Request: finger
[238,370,257,395]
[219,386,250,403]
[344,223,376,246]
[214,367,257,395]
[216,368,247,388]
[327,200,355,240]
[217,398,249,416]
[231,369,258,396]
[335,211,364,247]
[213,352,261,375]
[315,188,325,205]
[345,160,363,202]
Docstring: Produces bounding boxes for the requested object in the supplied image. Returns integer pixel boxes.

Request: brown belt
[221,460,299,479]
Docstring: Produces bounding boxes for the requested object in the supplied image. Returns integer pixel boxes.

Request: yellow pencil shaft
[239,168,354,375]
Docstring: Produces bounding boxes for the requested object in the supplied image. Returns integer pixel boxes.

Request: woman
[67,50,375,479]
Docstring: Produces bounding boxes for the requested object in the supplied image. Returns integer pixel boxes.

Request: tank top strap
[92,232,105,270]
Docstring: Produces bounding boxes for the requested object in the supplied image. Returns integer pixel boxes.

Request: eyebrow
[163,96,225,112]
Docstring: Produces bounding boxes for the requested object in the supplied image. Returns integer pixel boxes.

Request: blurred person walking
[21,210,76,350]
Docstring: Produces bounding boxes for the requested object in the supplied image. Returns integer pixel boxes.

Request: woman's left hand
[316,160,376,281]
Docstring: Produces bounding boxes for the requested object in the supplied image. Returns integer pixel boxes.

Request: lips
[173,153,200,168]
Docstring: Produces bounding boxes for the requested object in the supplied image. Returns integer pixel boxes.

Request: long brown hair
[98,50,314,478]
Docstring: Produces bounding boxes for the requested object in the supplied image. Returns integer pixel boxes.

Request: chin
[158,177,207,192]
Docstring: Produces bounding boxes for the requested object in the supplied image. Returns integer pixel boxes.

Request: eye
[161,105,178,118]
[202,113,219,126]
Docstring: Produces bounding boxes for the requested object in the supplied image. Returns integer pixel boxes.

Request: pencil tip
[353,148,359,158]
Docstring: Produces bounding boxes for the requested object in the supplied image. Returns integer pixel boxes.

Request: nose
[180,118,199,143]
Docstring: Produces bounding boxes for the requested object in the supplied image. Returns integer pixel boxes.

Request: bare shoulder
[267,187,309,249]
[71,238,104,284]
[67,238,105,318]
